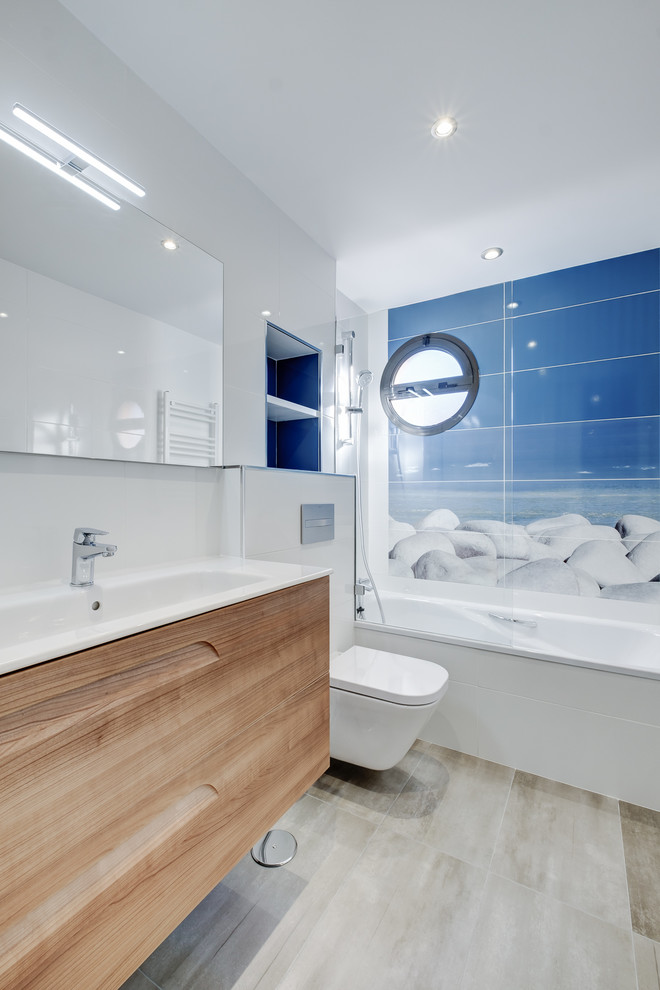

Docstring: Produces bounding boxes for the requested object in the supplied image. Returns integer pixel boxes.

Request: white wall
[0,0,337,589]
[239,467,356,656]
[0,452,226,590]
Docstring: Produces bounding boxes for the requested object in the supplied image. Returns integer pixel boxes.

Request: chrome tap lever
[73,527,109,545]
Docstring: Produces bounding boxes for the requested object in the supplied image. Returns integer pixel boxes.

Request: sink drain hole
[91,600,101,611]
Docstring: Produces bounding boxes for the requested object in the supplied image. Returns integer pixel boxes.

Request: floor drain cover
[251,829,297,868]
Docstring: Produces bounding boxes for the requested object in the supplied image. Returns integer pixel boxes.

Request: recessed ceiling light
[261,309,272,317]
[117,349,125,354]
[431,116,458,139]
[161,238,178,251]
[0,312,8,318]
[506,301,519,310]
[481,246,503,261]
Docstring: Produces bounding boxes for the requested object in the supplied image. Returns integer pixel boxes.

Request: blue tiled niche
[387,248,660,539]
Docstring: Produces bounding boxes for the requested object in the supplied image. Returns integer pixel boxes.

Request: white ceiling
[60,0,660,312]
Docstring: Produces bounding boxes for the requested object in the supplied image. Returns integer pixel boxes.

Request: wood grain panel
[0,577,329,990]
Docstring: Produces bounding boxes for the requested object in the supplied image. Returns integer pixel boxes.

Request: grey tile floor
[122,742,660,990]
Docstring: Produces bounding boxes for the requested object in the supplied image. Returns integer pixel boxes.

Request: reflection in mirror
[0,139,223,465]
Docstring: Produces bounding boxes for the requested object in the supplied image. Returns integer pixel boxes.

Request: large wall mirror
[0,140,223,466]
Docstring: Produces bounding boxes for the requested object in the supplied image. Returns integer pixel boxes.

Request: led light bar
[12,103,145,198]
[0,123,121,210]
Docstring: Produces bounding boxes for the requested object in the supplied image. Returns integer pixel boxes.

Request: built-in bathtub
[361,589,660,679]
[356,585,660,811]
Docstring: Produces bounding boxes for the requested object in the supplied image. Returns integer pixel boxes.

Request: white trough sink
[0,556,330,676]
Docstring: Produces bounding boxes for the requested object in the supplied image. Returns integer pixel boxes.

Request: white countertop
[0,556,331,677]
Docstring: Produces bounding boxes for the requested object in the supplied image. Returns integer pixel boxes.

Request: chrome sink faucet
[71,527,118,587]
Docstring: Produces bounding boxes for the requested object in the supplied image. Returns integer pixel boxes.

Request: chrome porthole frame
[380,332,480,436]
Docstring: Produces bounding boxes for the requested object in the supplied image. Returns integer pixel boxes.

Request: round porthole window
[380,332,479,435]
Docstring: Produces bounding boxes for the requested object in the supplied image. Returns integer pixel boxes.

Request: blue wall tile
[512,418,659,480]
[513,355,660,425]
[510,249,660,315]
[453,373,505,430]
[512,292,660,370]
[388,283,503,340]
[392,427,505,483]
[388,320,505,376]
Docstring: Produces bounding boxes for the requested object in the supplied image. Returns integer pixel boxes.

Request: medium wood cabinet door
[0,577,329,990]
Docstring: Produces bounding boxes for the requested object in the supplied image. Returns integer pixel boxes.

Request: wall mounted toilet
[329,645,449,771]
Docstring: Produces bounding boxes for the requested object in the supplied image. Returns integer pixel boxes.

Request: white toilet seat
[330,645,448,705]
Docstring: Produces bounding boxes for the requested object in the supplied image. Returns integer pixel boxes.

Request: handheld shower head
[346,369,374,415]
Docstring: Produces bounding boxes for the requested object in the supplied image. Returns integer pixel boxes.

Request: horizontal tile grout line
[384,357,659,377]
[498,477,658,482]
[387,288,660,340]
[511,414,659,428]
[513,352,660,374]
[388,414,660,433]
[474,686,660,731]
[388,317,504,339]
[484,870,635,933]
[470,353,660,378]
[388,477,658,484]
[505,288,660,319]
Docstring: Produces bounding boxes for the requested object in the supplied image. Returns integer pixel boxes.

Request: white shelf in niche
[266,394,319,422]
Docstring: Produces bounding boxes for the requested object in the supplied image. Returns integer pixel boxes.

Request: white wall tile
[0,453,225,590]
[222,386,267,467]
[243,468,354,557]
[421,680,481,756]
[194,467,225,557]
[476,686,660,811]
[476,651,660,727]
[0,452,128,589]
[242,468,355,656]
[279,217,335,299]
[214,467,244,556]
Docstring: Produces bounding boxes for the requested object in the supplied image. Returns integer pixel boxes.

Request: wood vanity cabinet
[0,576,329,990]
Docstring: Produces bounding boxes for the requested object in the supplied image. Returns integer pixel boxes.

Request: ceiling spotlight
[506,301,519,310]
[431,116,458,139]
[261,309,272,318]
[481,246,503,261]
[161,238,178,251]
[0,312,8,318]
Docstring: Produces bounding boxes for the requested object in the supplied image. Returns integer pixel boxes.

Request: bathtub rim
[355,617,660,681]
